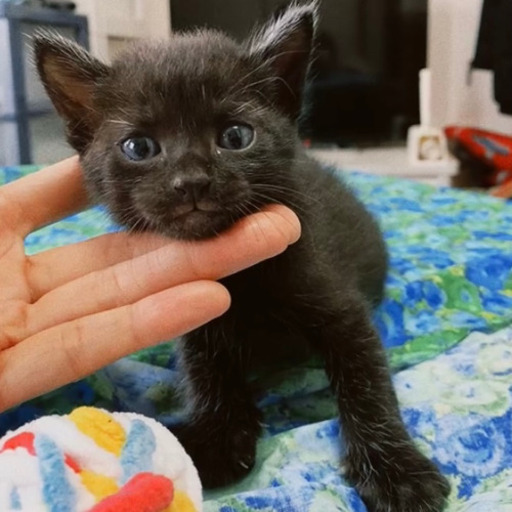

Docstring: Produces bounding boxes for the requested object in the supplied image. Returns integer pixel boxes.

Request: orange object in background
[493,179,512,199]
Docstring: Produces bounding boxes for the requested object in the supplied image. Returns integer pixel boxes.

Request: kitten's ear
[34,33,109,152]
[247,2,317,118]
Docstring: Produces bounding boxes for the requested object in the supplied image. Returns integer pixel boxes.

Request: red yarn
[89,473,174,512]
[0,432,36,455]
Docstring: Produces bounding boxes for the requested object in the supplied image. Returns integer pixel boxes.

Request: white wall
[428,0,512,133]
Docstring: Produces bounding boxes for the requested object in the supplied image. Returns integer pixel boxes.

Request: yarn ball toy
[0,407,202,512]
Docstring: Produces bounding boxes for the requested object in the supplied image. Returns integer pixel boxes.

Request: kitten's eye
[120,136,161,161]
[218,125,254,150]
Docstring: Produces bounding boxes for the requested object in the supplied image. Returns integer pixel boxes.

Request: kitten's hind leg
[308,293,450,512]
[172,324,262,488]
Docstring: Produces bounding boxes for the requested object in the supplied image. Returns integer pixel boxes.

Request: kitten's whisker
[233,75,294,105]
[236,76,283,95]
[251,182,315,201]
[106,119,135,128]
[249,191,307,217]
[222,59,273,100]
[252,183,323,210]
[223,48,307,101]
[231,100,266,116]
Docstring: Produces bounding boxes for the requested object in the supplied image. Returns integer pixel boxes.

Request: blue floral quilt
[203,326,512,511]
[1,165,512,511]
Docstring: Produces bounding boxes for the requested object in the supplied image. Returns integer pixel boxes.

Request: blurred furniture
[73,0,171,60]
[171,0,427,147]
[428,0,512,135]
[0,2,88,165]
[0,1,171,165]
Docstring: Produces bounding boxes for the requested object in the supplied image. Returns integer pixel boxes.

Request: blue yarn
[120,419,156,484]
[35,434,76,512]
[9,487,21,510]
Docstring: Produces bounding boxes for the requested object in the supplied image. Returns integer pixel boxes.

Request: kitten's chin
[136,210,240,241]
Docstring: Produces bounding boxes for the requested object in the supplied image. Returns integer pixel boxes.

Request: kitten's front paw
[172,414,261,488]
[346,443,450,512]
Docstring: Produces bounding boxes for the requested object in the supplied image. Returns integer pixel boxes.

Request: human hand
[0,157,300,411]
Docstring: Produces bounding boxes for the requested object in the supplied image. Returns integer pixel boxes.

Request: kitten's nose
[173,175,211,202]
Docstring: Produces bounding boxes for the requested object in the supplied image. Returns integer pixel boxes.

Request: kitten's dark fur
[35,3,449,511]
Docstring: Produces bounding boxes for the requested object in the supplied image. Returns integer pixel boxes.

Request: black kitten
[35,3,449,511]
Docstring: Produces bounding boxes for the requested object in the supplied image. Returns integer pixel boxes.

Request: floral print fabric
[348,172,512,368]
[204,327,512,511]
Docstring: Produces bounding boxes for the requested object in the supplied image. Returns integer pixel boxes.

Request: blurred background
[171,0,428,148]
[1,0,511,191]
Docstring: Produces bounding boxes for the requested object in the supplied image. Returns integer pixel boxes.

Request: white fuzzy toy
[0,407,202,512]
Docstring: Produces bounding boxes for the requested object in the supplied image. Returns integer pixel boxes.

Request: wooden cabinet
[74,0,171,60]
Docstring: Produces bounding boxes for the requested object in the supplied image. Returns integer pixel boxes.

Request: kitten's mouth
[174,208,220,224]
[171,200,221,219]
[136,202,237,240]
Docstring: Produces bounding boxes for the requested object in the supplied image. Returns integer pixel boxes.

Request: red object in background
[444,126,512,198]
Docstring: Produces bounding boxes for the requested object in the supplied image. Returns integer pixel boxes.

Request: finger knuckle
[0,301,29,350]
[59,320,90,378]
[102,266,127,308]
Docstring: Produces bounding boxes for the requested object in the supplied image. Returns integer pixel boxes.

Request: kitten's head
[35,2,317,239]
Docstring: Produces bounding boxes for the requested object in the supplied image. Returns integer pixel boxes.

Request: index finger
[27,204,302,301]
[27,205,302,334]
[1,156,88,236]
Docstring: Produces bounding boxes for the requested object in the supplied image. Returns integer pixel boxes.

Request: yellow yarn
[80,470,118,501]
[167,490,197,512]
[69,407,126,456]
